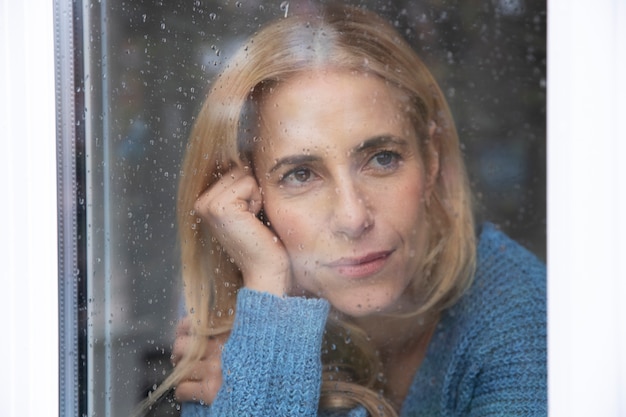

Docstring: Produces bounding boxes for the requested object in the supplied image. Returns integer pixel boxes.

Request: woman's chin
[327,294,401,318]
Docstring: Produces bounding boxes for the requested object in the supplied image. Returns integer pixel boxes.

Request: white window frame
[0,0,58,416]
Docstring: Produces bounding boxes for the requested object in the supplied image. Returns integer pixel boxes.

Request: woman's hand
[194,165,292,296]
[172,317,227,405]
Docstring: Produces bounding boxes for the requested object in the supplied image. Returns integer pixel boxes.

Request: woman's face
[253,70,437,318]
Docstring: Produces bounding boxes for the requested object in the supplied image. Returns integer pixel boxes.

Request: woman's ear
[425,120,440,190]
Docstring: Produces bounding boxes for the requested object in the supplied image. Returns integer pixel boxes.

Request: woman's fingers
[193,167,292,296]
[173,353,223,404]
[172,327,228,404]
[171,317,196,366]
[174,378,221,405]
[194,167,261,219]
[175,315,192,336]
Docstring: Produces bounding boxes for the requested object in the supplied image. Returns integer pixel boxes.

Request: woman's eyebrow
[269,154,321,174]
[353,135,408,153]
[268,136,409,172]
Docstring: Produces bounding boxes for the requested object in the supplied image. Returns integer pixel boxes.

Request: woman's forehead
[275,72,399,111]
[249,70,417,163]
[257,70,410,124]
[261,69,402,101]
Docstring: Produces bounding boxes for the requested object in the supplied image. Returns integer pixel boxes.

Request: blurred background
[77,0,545,415]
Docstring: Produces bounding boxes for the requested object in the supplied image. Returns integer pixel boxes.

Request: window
[55,0,551,415]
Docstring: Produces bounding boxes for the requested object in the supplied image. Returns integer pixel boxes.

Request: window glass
[62,0,546,415]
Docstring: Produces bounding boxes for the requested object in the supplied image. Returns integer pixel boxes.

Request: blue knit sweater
[182,224,546,416]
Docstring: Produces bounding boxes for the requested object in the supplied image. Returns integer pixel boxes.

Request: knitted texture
[402,223,546,416]
[182,224,546,416]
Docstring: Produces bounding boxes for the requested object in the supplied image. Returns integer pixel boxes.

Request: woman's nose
[330,179,374,239]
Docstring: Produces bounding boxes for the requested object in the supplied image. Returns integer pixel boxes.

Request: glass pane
[68,0,546,415]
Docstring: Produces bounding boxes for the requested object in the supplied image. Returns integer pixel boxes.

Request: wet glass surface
[74,1,545,415]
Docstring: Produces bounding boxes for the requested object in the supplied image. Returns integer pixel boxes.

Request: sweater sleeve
[181,288,331,417]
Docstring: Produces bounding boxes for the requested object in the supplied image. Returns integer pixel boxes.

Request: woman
[143,4,546,416]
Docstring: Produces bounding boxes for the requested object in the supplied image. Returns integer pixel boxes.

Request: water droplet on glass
[280,1,289,18]
[209,12,217,20]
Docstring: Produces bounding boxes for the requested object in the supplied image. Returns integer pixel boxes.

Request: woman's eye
[369,150,401,170]
[281,167,314,185]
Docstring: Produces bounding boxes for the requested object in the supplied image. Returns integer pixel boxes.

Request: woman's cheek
[264,192,329,292]
[286,251,322,297]
[269,195,320,248]
[280,227,326,295]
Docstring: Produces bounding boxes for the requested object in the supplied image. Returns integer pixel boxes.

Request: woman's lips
[327,251,392,279]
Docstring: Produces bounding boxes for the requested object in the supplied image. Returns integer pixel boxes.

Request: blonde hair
[141,4,476,416]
